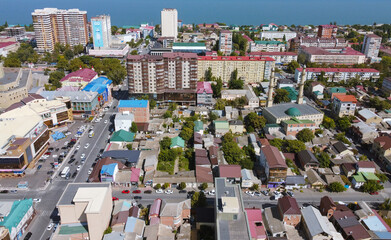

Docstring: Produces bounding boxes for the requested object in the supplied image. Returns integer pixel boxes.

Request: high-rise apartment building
[161,8,178,39]
[219,30,233,55]
[32,8,88,52]
[317,25,337,38]
[362,34,382,59]
[127,53,198,104]
[91,15,111,49]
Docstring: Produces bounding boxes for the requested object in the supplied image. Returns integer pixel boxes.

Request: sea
[1,0,391,27]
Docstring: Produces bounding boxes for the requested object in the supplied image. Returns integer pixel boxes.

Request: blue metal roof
[124,217,137,232]
[93,77,112,85]
[362,216,387,232]
[82,77,112,94]
[118,100,148,108]
[100,163,117,176]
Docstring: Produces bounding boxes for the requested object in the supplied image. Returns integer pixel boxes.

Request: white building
[161,8,178,39]
[114,112,135,132]
[260,31,297,41]
[299,46,366,65]
[294,68,380,82]
[250,40,286,52]
[91,15,111,49]
[362,34,381,59]
[332,95,357,117]
[219,30,233,55]
[248,52,297,64]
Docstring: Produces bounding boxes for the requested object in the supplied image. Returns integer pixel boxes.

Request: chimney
[266,69,275,107]
[297,66,306,104]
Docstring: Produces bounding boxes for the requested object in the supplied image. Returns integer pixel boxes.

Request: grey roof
[333,141,348,154]
[358,109,380,120]
[301,206,332,237]
[115,112,135,121]
[264,103,323,119]
[101,150,141,166]
[103,232,125,240]
[40,91,98,102]
[160,199,191,217]
[298,150,319,166]
[264,207,286,235]
[0,68,30,88]
[57,183,111,206]
[285,175,306,185]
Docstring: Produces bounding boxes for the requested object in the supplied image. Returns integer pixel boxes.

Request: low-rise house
[323,174,344,186]
[341,163,356,177]
[0,199,34,240]
[356,161,376,173]
[214,120,230,135]
[354,202,375,221]
[241,169,259,188]
[358,109,382,124]
[196,166,214,186]
[101,150,141,168]
[297,149,319,171]
[332,141,353,157]
[194,121,204,135]
[281,118,316,137]
[144,224,175,240]
[194,132,203,149]
[332,95,357,117]
[331,210,371,240]
[284,176,307,190]
[277,196,301,227]
[170,136,185,149]
[372,135,391,170]
[160,199,191,229]
[143,152,158,172]
[351,121,379,144]
[114,112,135,132]
[327,87,346,99]
[310,82,325,100]
[149,198,162,220]
[306,169,326,189]
[319,196,337,219]
[124,217,145,239]
[245,208,267,240]
[259,145,288,187]
[361,215,390,234]
[218,165,241,183]
[351,172,380,188]
[263,207,286,238]
[229,120,245,134]
[100,163,119,182]
[110,130,135,144]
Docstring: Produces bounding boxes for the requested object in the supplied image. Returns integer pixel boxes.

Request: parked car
[10,190,17,194]
[208,190,215,196]
[0,190,9,193]
[76,165,82,171]
[46,223,54,231]
[165,190,173,194]
[287,191,294,197]
[155,189,163,194]
[254,192,261,197]
[144,190,152,194]
[37,165,42,170]
[76,145,80,150]
[24,232,32,240]
[132,190,141,194]
[122,190,130,194]
[87,168,93,175]
[245,191,255,197]
[179,190,187,194]
[84,143,90,149]
[81,153,86,159]
[112,197,119,201]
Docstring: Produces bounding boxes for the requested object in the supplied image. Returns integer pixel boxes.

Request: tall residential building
[317,25,337,38]
[219,30,233,55]
[127,53,198,104]
[91,15,111,49]
[362,34,382,59]
[197,56,275,83]
[161,8,178,39]
[32,8,88,52]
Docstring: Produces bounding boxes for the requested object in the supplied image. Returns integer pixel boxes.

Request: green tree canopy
[287,60,300,73]
[49,71,65,89]
[107,68,127,85]
[296,128,315,142]
[244,112,266,132]
[322,116,336,129]
[130,122,138,133]
[328,182,346,192]
[160,137,171,150]
[316,152,331,168]
[361,180,384,193]
[178,182,186,190]
[274,89,290,103]
[337,117,351,132]
[211,77,223,98]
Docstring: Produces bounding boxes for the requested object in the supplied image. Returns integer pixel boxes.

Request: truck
[60,167,70,178]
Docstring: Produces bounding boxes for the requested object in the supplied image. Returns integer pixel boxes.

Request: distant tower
[266,69,275,107]
[297,66,306,104]
[161,8,178,39]
[91,15,112,49]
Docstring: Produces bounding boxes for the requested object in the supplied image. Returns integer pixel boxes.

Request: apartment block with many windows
[219,30,232,55]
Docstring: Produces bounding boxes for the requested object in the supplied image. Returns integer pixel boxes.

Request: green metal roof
[265,123,281,128]
[59,223,88,235]
[285,107,301,117]
[110,130,135,142]
[313,91,323,96]
[171,136,185,148]
[281,87,298,101]
[362,172,380,181]
[194,121,203,132]
[254,40,284,45]
[282,118,315,125]
[0,199,33,232]
[214,121,229,129]
[173,42,206,47]
[329,87,347,94]
[352,173,365,182]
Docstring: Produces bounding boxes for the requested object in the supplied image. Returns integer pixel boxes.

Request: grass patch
[178,156,190,171]
[157,161,175,175]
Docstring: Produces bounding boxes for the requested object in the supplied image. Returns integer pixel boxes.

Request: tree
[130,49,138,55]
[376,173,388,183]
[3,57,21,67]
[361,180,384,193]
[107,67,127,85]
[49,71,65,89]
[89,58,104,73]
[64,48,74,60]
[179,127,193,142]
[111,25,119,35]
[126,144,133,150]
[154,183,161,190]
[211,77,223,98]
[208,112,218,122]
[222,132,246,165]
[274,89,290,103]
[228,70,244,89]
[200,183,208,190]
[149,99,156,109]
[163,111,172,119]
[215,99,226,110]
[251,183,259,191]
[56,57,69,71]
[103,226,112,234]
[69,58,86,72]
[287,60,300,73]
[130,122,138,133]
[328,182,346,192]
[163,183,170,189]
[296,128,315,142]
[316,152,331,168]
[73,45,84,55]
[205,67,213,81]
[269,138,284,151]
[285,140,306,153]
[178,182,186,190]
[322,116,336,129]
[244,112,266,132]
[160,137,171,150]
[380,198,391,210]
[191,192,207,207]
[337,117,351,132]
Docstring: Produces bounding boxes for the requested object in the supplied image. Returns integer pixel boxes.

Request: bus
[61,167,70,178]
[88,130,94,138]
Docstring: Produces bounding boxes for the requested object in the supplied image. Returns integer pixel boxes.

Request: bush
[178,182,186,190]
[328,182,346,192]
[251,183,259,191]
[341,175,351,186]
[163,183,170,189]
[200,183,208,190]
[103,226,112,234]
[154,184,161,190]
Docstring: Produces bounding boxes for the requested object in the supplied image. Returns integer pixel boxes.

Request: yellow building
[197,56,275,83]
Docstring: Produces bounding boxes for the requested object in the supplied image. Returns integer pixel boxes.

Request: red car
[122,190,130,194]
[44,152,51,155]
[370,192,379,195]
[112,197,119,201]
[132,190,141,194]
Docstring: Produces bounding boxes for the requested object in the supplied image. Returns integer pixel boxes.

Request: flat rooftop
[57,183,111,207]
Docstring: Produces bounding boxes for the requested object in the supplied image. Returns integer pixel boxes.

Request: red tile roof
[248,52,297,56]
[219,165,242,178]
[196,166,214,183]
[242,34,254,42]
[335,94,357,103]
[245,208,267,239]
[0,42,18,48]
[60,68,97,83]
[278,196,301,215]
[297,68,379,73]
[197,81,213,94]
[374,135,391,151]
[261,145,287,169]
[301,46,365,56]
[198,56,275,62]
[356,161,376,169]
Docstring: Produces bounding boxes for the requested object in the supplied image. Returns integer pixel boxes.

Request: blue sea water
[0,0,390,27]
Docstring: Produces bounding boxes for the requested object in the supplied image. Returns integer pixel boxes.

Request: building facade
[248,52,297,64]
[260,31,297,41]
[196,81,213,106]
[317,25,337,38]
[91,15,111,49]
[32,8,88,52]
[332,95,357,117]
[289,37,348,52]
[161,8,178,39]
[5,27,26,37]
[281,118,316,136]
[294,67,380,82]
[118,100,150,123]
[219,30,233,55]
[362,34,381,59]
[299,46,365,65]
[249,41,286,52]
[198,56,275,83]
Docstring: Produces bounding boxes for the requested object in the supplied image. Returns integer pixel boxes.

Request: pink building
[197,81,213,106]
[118,100,150,123]
[149,198,162,220]
[60,68,98,88]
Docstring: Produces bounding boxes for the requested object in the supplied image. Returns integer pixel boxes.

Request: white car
[76,145,80,150]
[77,165,82,171]
[245,191,254,197]
[84,143,89,149]
[88,168,93,175]
[33,198,41,203]
[81,153,86,159]
[155,189,163,194]
[104,120,108,124]
[164,190,173,194]
[64,141,68,146]
[208,190,215,196]
[47,223,54,231]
